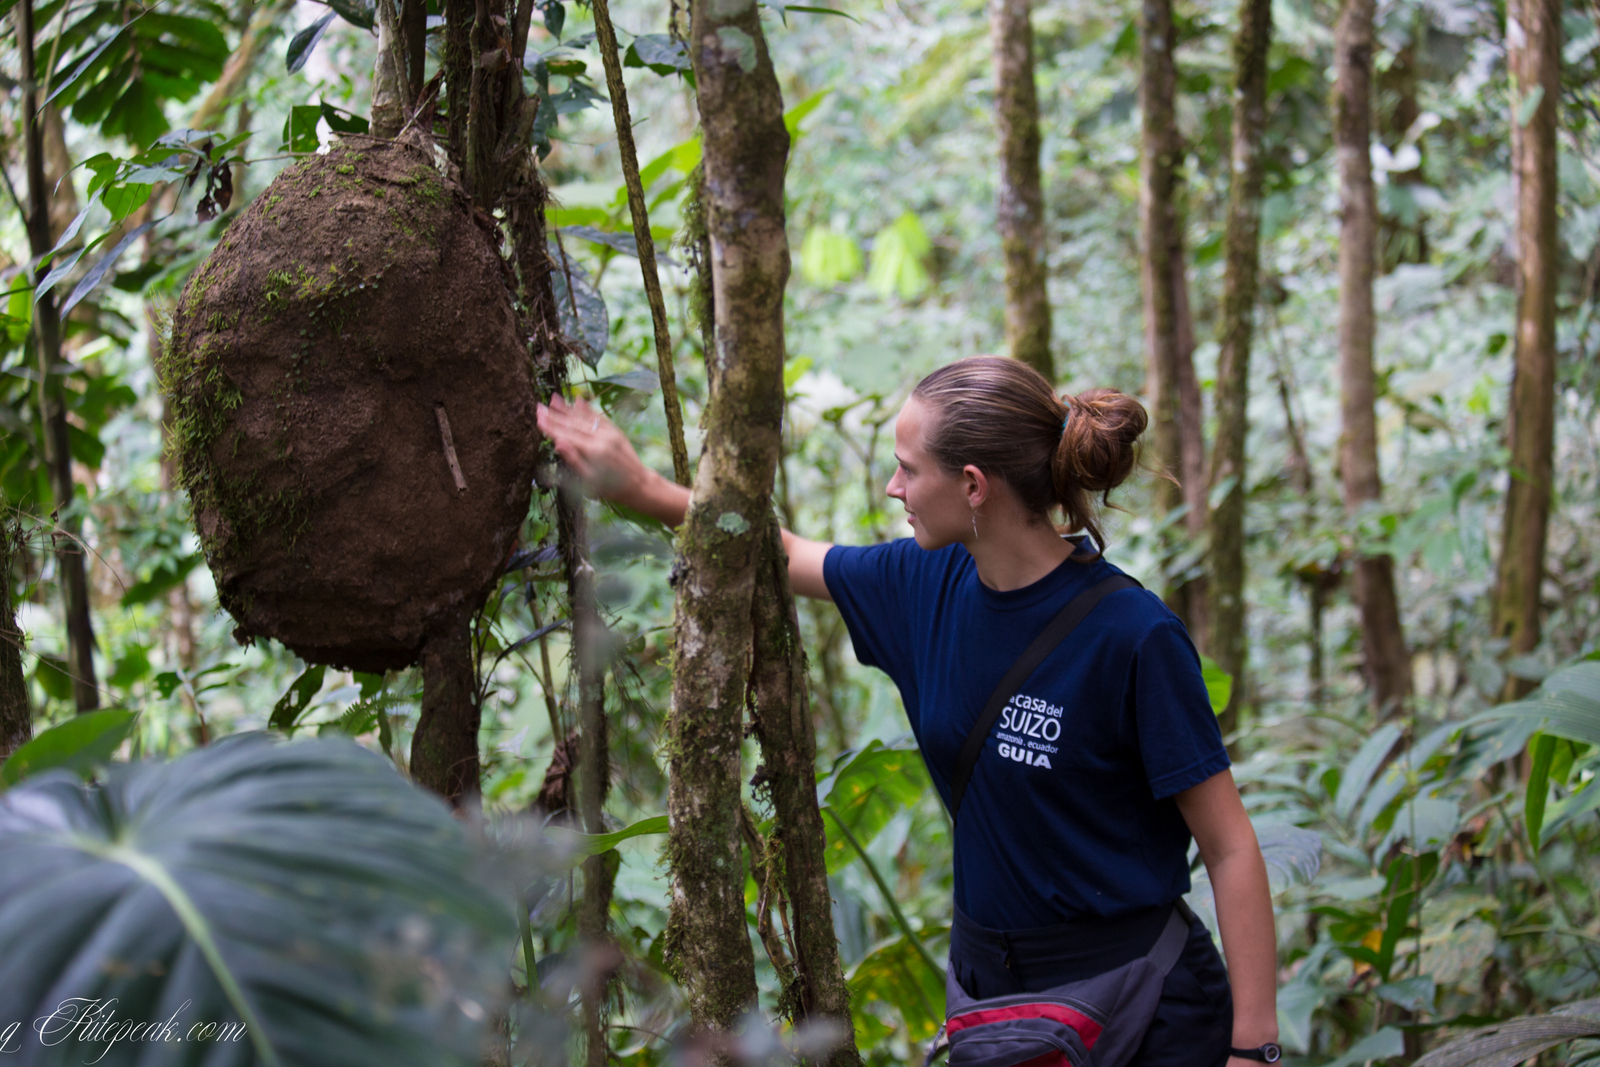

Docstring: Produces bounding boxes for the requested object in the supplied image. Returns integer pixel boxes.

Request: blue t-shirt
[823,538,1229,930]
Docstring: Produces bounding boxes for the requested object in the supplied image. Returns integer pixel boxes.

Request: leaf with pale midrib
[0,735,515,1066]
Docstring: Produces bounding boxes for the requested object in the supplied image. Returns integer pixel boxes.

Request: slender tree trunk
[1493,0,1560,699]
[748,522,861,1065]
[1206,0,1272,737]
[663,0,791,1036]
[371,0,409,138]
[411,624,480,804]
[1138,0,1205,632]
[1,522,30,761]
[561,478,616,1067]
[1333,0,1411,717]
[590,0,693,485]
[17,0,98,713]
[990,0,1053,380]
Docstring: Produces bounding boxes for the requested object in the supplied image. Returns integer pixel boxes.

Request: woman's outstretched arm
[535,395,834,600]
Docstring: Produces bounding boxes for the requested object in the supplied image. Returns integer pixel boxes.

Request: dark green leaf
[624,34,689,75]
[321,100,370,134]
[287,12,337,74]
[42,20,136,109]
[62,217,157,316]
[33,654,74,701]
[541,0,564,40]
[120,553,202,606]
[1527,732,1556,849]
[269,664,327,734]
[0,709,136,786]
[818,739,929,875]
[782,5,861,21]
[0,736,515,1064]
[327,0,376,30]
[548,244,609,367]
[546,57,586,76]
[285,104,323,153]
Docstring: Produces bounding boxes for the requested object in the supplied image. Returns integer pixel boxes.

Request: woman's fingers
[534,395,638,498]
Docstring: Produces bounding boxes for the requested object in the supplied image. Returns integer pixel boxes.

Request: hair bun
[1054,388,1147,495]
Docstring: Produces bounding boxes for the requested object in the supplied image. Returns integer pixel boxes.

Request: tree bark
[663,0,791,1036]
[1,522,30,761]
[371,0,409,138]
[1206,0,1272,737]
[561,478,616,1067]
[1333,0,1411,717]
[1138,0,1206,633]
[990,0,1053,380]
[17,0,99,713]
[1493,0,1560,698]
[748,523,861,1065]
[410,623,481,805]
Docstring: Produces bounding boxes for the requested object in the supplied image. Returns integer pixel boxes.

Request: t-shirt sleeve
[1129,617,1231,799]
[822,541,920,679]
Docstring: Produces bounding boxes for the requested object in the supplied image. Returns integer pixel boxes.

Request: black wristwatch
[1230,1044,1282,1063]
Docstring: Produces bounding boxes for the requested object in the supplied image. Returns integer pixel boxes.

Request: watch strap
[1230,1045,1282,1063]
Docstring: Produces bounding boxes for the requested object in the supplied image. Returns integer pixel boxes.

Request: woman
[536,356,1278,1067]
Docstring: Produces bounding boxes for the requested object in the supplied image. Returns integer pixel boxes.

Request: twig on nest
[435,404,468,492]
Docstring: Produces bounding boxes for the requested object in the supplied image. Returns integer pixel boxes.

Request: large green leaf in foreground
[0,735,514,1066]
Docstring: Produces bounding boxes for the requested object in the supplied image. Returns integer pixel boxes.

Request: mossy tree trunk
[1,522,30,761]
[1138,0,1206,637]
[16,0,99,714]
[989,0,1053,380]
[663,0,791,1036]
[1493,0,1560,699]
[748,522,861,1064]
[1206,0,1272,738]
[1333,0,1412,717]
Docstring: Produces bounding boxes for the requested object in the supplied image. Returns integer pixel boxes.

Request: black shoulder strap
[947,573,1140,820]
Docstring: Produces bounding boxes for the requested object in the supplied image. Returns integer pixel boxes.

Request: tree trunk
[371,0,409,138]
[16,0,99,713]
[1,522,30,761]
[561,479,617,1067]
[1493,0,1560,699]
[990,0,1053,380]
[1333,0,1411,717]
[664,0,791,1035]
[1138,0,1205,632]
[410,623,481,805]
[748,523,861,1065]
[1206,0,1272,737]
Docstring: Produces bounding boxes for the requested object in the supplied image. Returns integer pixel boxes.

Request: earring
[971,509,978,541]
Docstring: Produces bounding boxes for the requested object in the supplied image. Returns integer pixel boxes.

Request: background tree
[1137,0,1207,637]
[1333,0,1411,716]
[1206,0,1272,737]
[1492,0,1560,698]
[990,0,1052,380]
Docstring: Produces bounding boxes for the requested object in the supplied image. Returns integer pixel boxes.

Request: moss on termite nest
[162,136,540,671]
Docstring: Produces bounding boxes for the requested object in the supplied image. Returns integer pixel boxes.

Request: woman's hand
[535,395,651,503]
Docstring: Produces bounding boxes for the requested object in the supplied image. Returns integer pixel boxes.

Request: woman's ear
[963,465,990,510]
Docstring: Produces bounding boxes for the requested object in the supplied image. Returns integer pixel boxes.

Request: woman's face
[886,398,974,550]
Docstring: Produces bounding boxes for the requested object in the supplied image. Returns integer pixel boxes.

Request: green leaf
[1376,975,1436,1013]
[541,0,565,40]
[543,814,669,861]
[1,709,136,787]
[320,100,370,134]
[818,739,929,874]
[108,645,152,688]
[269,663,327,734]
[1413,1004,1600,1067]
[783,88,831,139]
[549,244,609,367]
[866,212,932,301]
[1323,1026,1406,1067]
[1333,721,1403,821]
[783,5,861,21]
[846,926,948,1043]
[100,181,153,223]
[799,226,864,286]
[0,736,515,1064]
[287,12,337,74]
[1199,655,1232,715]
[42,19,137,109]
[1527,732,1557,849]
[62,217,158,316]
[284,104,323,153]
[623,34,689,75]
[120,552,202,606]
[33,654,75,701]
[327,0,376,30]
